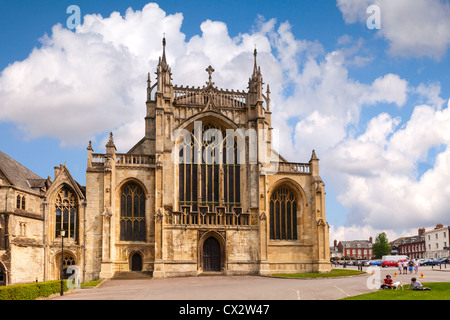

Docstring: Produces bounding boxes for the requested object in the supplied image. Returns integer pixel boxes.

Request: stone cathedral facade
[0,39,330,285]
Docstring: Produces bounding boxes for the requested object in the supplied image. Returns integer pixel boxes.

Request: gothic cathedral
[0,39,330,286]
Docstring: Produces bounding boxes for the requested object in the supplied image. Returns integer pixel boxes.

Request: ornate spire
[161,35,167,69]
[106,132,116,148]
[253,48,258,78]
[310,149,319,161]
[147,72,152,101]
[156,35,172,92]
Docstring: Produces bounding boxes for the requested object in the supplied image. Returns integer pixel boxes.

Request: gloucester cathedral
[0,39,330,285]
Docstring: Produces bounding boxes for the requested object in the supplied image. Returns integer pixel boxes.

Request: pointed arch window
[269,186,297,240]
[178,122,241,212]
[55,187,78,240]
[120,183,146,242]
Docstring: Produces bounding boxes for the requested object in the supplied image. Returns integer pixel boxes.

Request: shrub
[0,280,68,300]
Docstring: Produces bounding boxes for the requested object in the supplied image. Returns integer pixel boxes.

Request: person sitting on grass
[380,275,394,289]
[407,277,431,291]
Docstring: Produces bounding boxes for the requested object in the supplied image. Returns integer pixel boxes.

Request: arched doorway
[131,252,143,271]
[58,253,76,279]
[0,263,6,286]
[203,237,221,272]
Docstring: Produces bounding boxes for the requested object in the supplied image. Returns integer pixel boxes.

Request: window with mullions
[16,195,25,210]
[223,137,241,212]
[179,123,241,212]
[269,186,297,240]
[120,183,146,242]
[55,187,78,240]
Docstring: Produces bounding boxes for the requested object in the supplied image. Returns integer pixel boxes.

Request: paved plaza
[51,266,449,301]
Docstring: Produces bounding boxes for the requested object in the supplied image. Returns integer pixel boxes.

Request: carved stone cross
[205,65,215,86]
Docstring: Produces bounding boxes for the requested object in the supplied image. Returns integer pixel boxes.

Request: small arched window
[16,195,25,210]
[120,183,146,242]
[269,186,297,240]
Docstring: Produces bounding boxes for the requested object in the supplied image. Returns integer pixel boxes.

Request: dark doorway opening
[0,268,5,286]
[131,253,143,271]
[203,237,221,271]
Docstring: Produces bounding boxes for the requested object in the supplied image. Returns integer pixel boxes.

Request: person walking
[408,260,414,274]
[403,260,408,274]
[414,259,419,275]
[397,260,403,274]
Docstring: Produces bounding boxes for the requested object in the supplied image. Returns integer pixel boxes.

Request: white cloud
[326,101,450,232]
[337,0,450,59]
[0,3,286,150]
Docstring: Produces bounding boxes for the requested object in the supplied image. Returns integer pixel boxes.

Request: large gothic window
[269,186,297,240]
[55,187,78,240]
[120,183,146,242]
[178,122,241,212]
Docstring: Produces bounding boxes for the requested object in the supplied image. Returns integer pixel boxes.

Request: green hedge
[0,280,68,300]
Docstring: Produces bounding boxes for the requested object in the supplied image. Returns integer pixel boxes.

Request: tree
[372,232,391,259]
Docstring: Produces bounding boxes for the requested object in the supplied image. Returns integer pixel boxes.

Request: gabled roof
[0,150,48,192]
[339,240,373,248]
[399,235,425,245]
[46,164,86,200]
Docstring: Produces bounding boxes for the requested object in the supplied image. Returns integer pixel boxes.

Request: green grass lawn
[342,282,450,300]
[271,269,366,278]
[80,280,103,288]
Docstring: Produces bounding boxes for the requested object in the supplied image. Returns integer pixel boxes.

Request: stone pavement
[51,266,449,301]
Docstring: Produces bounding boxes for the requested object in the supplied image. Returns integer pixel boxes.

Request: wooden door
[203,237,221,271]
[131,253,142,271]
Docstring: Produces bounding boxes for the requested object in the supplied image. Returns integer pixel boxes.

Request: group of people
[397,259,419,275]
[381,275,431,291]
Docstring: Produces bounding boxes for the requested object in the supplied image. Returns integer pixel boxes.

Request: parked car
[371,260,382,266]
[421,259,438,266]
[381,260,398,267]
[418,259,427,265]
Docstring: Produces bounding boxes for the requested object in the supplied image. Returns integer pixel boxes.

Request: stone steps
[112,271,153,280]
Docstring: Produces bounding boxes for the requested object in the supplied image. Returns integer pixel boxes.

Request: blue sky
[1,0,450,243]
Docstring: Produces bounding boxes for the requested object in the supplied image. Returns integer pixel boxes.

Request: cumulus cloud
[325,101,450,234]
[0,3,285,150]
[337,0,450,59]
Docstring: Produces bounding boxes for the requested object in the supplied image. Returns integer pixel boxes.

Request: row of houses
[330,224,450,260]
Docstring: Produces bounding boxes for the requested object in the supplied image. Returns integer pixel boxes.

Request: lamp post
[60,229,65,296]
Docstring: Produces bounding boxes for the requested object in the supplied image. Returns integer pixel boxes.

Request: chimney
[418,228,425,236]
[435,224,443,230]
[334,240,337,248]
[369,236,373,243]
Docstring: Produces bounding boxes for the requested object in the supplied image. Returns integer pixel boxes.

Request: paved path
[52,266,449,301]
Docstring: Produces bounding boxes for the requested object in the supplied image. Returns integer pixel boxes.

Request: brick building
[337,237,373,260]
[397,229,426,259]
